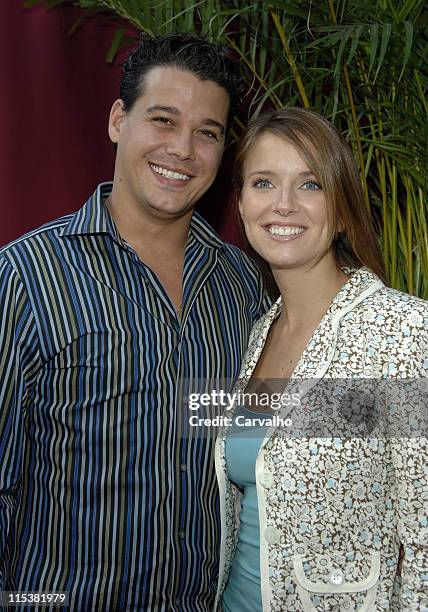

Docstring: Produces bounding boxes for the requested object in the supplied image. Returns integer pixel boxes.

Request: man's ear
[108,99,126,144]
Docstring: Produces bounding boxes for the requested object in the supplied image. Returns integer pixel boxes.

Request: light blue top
[222,406,267,612]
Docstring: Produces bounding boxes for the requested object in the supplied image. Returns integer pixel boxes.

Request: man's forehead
[137,65,230,123]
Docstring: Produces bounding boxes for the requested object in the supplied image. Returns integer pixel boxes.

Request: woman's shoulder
[341,268,427,327]
[361,284,428,327]
[376,284,427,308]
[349,283,427,375]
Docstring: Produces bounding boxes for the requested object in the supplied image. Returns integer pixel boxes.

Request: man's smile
[149,162,193,182]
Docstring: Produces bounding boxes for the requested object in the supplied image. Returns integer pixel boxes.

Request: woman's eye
[301,180,321,190]
[253,179,274,189]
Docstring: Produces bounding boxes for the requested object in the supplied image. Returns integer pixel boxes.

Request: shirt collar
[188,211,224,249]
[60,181,224,250]
[60,182,120,239]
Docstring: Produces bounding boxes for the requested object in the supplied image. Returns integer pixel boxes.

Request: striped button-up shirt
[0,183,267,611]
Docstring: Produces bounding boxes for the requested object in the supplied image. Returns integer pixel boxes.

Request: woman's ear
[238,197,244,218]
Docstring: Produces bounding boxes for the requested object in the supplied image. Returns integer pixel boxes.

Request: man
[0,34,266,611]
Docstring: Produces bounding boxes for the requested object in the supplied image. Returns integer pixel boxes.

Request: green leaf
[398,21,414,81]
[268,0,310,19]
[364,142,375,177]
[346,24,363,66]
[106,27,126,62]
[161,0,205,30]
[334,28,351,76]
[373,23,392,82]
[397,0,421,23]
[386,0,399,23]
[367,23,379,78]
[23,0,45,7]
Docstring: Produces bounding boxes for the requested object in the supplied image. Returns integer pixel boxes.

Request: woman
[214,108,427,611]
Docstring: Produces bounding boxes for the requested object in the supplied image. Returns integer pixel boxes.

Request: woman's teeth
[268,225,305,236]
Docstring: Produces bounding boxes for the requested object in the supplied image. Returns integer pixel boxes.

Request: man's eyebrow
[146,105,180,115]
[146,106,225,135]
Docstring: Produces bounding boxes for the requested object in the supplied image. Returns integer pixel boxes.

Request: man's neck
[105,193,191,314]
[105,193,192,255]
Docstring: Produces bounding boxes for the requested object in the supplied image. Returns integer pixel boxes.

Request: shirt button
[329,569,344,586]
[259,471,274,488]
[178,529,186,540]
[264,526,282,544]
[180,463,187,472]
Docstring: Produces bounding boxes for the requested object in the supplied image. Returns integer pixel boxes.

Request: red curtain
[0,3,120,245]
[0,2,240,247]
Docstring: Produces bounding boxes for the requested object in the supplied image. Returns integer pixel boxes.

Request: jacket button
[259,471,274,488]
[329,569,344,586]
[264,526,282,544]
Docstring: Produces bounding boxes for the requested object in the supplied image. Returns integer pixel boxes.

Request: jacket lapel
[236,269,385,444]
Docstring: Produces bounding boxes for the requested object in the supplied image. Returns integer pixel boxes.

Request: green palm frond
[24,0,428,297]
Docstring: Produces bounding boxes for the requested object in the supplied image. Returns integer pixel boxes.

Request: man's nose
[165,128,196,160]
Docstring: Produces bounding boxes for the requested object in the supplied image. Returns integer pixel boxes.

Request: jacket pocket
[292,551,380,612]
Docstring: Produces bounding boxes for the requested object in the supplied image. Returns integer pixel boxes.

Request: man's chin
[146,201,196,222]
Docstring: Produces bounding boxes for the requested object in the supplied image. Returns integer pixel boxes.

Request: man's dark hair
[120,33,244,123]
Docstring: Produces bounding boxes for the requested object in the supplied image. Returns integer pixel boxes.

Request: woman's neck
[272,257,349,330]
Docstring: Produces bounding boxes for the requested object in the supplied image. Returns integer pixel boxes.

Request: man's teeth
[150,164,190,181]
[268,225,305,236]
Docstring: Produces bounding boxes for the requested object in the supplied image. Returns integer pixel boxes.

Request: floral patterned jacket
[214,268,428,611]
